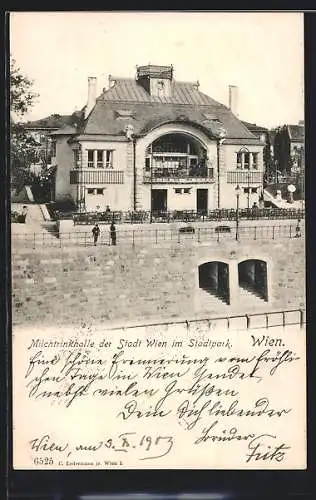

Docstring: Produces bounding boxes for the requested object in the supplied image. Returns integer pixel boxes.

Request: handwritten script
[13,324,306,469]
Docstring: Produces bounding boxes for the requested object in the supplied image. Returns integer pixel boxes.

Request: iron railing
[69,170,124,184]
[67,208,305,225]
[227,171,263,183]
[11,224,304,249]
[143,167,214,183]
[108,307,306,331]
[12,207,305,225]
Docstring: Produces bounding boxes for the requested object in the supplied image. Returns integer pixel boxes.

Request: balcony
[143,167,214,184]
[70,170,124,185]
[227,171,263,184]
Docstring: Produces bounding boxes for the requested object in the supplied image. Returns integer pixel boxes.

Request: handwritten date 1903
[29,432,174,461]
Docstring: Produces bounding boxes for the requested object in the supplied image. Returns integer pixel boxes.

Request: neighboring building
[242,121,272,178]
[24,113,80,173]
[52,65,265,212]
[273,123,304,175]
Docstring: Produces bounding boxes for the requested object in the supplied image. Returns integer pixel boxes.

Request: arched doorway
[198,261,230,304]
[238,259,268,301]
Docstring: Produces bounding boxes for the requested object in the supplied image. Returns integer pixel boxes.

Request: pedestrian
[110,221,116,246]
[20,205,28,223]
[251,202,259,220]
[295,219,301,238]
[92,223,100,246]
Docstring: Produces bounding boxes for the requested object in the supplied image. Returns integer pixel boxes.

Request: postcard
[10,11,306,470]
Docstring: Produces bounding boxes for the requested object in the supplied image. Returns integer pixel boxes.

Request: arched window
[198,261,230,305]
[238,259,268,301]
[236,148,259,170]
[145,133,210,181]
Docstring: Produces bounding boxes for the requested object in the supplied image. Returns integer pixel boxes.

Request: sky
[10,12,304,128]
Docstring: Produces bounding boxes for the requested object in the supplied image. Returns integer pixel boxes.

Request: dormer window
[203,113,221,122]
[115,110,135,119]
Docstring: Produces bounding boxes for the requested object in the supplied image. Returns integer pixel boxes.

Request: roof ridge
[96,99,225,108]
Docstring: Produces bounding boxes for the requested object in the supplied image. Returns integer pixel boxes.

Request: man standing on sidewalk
[110,221,116,245]
[92,223,100,246]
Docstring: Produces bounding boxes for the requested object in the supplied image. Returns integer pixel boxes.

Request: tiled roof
[51,124,78,136]
[99,78,224,106]
[25,111,84,131]
[83,93,258,141]
[49,78,262,143]
[288,125,304,141]
[25,114,73,129]
[241,121,269,133]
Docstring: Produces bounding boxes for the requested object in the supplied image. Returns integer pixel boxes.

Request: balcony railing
[227,171,263,184]
[70,170,124,184]
[144,167,214,183]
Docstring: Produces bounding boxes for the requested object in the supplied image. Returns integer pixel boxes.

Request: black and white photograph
[9,11,306,476]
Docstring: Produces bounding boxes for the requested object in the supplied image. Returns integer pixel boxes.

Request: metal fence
[109,307,306,331]
[12,224,304,249]
[46,207,306,224]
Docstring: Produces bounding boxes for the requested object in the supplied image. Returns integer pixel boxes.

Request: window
[105,150,113,168]
[244,152,250,169]
[236,152,242,169]
[87,188,95,194]
[145,157,151,172]
[88,150,94,168]
[86,149,114,168]
[115,109,134,119]
[251,188,258,194]
[97,150,104,168]
[73,150,80,168]
[203,113,221,122]
[96,188,104,195]
[175,188,182,194]
[183,188,191,194]
[252,153,258,169]
[243,187,250,194]
[51,141,56,157]
[236,150,259,170]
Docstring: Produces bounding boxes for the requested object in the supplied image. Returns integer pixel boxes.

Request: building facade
[52,65,265,212]
[24,114,78,173]
[241,120,272,179]
[273,123,305,175]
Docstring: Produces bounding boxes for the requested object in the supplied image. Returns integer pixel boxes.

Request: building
[241,120,272,178]
[273,123,304,175]
[24,113,79,173]
[52,65,265,212]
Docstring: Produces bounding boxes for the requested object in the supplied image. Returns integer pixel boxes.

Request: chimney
[229,85,238,117]
[85,77,97,118]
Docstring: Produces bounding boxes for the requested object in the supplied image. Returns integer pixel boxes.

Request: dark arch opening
[145,132,208,179]
[198,261,230,304]
[238,259,268,301]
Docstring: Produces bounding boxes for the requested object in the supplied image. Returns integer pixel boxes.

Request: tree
[10,58,39,189]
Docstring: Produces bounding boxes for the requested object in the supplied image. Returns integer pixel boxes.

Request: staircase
[263,188,303,209]
[197,284,268,315]
[197,288,231,313]
[239,285,267,311]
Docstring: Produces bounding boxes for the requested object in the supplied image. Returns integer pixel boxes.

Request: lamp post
[216,128,227,209]
[150,144,153,223]
[235,184,241,241]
